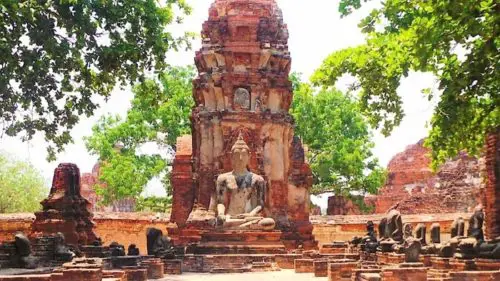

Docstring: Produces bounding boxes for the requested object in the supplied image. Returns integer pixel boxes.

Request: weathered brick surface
[294,259,314,273]
[328,261,357,281]
[31,163,98,245]
[169,0,314,243]
[449,271,500,281]
[484,128,500,240]
[374,140,482,214]
[274,254,301,269]
[381,267,427,281]
[0,275,51,281]
[163,259,182,275]
[313,259,328,277]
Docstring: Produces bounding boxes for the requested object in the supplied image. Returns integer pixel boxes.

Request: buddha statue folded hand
[210,134,275,231]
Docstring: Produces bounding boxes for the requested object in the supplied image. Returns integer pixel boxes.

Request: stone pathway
[157,270,326,281]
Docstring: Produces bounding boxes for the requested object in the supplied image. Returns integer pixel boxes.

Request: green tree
[290,74,386,196]
[0,0,193,160]
[314,0,499,169]
[84,66,194,205]
[0,151,48,213]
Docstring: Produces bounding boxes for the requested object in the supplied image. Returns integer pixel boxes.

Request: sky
[0,0,437,209]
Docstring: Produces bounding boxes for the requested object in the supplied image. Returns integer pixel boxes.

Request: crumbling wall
[374,139,482,214]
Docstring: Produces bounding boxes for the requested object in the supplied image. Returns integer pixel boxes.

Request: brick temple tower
[170,0,315,247]
[32,163,98,245]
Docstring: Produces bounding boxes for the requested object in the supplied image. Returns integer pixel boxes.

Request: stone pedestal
[103,270,127,281]
[352,269,382,281]
[313,259,328,277]
[274,254,302,269]
[450,258,476,271]
[328,261,358,281]
[475,259,500,271]
[431,257,452,270]
[380,266,427,281]
[320,242,348,254]
[163,259,182,275]
[32,164,98,246]
[142,258,164,279]
[294,259,314,273]
[450,271,500,281]
[122,266,147,281]
[186,231,286,255]
[419,254,432,267]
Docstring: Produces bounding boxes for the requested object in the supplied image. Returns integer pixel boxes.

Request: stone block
[122,267,147,281]
[381,267,427,281]
[352,269,382,281]
[62,268,103,281]
[294,259,314,273]
[328,261,357,281]
[103,270,127,281]
[0,275,52,281]
[163,259,182,275]
[475,259,500,271]
[142,259,164,279]
[313,259,328,277]
[449,259,476,271]
[275,254,301,269]
[449,271,500,281]
[431,257,452,270]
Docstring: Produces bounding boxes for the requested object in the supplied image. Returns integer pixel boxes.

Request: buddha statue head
[231,133,250,173]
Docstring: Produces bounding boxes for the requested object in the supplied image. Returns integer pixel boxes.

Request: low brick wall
[0,212,472,254]
[311,213,471,247]
[0,213,168,254]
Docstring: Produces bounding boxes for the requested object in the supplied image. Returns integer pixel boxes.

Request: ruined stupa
[170,0,315,248]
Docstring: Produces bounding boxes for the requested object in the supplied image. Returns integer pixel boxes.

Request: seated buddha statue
[211,134,275,231]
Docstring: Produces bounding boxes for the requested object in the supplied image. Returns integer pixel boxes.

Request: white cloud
[0,1,436,206]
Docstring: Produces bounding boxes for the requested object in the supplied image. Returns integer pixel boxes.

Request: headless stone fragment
[14,233,38,269]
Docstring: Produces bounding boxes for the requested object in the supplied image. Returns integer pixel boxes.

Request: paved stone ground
[158,270,326,281]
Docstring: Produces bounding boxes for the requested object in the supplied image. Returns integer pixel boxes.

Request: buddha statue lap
[210,134,275,231]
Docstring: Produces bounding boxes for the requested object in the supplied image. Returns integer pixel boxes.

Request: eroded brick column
[485,127,500,239]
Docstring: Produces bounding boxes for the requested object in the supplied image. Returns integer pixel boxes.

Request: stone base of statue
[186,230,286,255]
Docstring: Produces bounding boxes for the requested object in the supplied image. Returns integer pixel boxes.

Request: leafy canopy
[290,74,386,195]
[0,0,193,160]
[84,66,194,205]
[314,0,499,169]
[0,151,48,213]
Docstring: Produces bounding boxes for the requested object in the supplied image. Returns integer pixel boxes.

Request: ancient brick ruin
[1,1,499,280]
[32,163,98,246]
[485,128,500,240]
[375,140,483,214]
[170,0,314,246]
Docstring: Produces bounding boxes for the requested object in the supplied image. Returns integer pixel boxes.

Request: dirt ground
[158,270,326,281]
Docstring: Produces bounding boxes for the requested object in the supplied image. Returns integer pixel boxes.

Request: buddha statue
[379,209,404,252]
[455,205,500,259]
[211,133,275,231]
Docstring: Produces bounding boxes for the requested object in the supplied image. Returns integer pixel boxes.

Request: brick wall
[0,212,472,251]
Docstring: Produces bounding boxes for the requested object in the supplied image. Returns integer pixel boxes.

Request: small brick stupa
[32,163,98,245]
[170,0,315,249]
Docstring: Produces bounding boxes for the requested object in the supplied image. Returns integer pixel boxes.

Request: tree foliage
[0,151,48,213]
[314,0,499,169]
[85,66,194,205]
[136,196,172,213]
[0,0,193,160]
[290,74,386,195]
